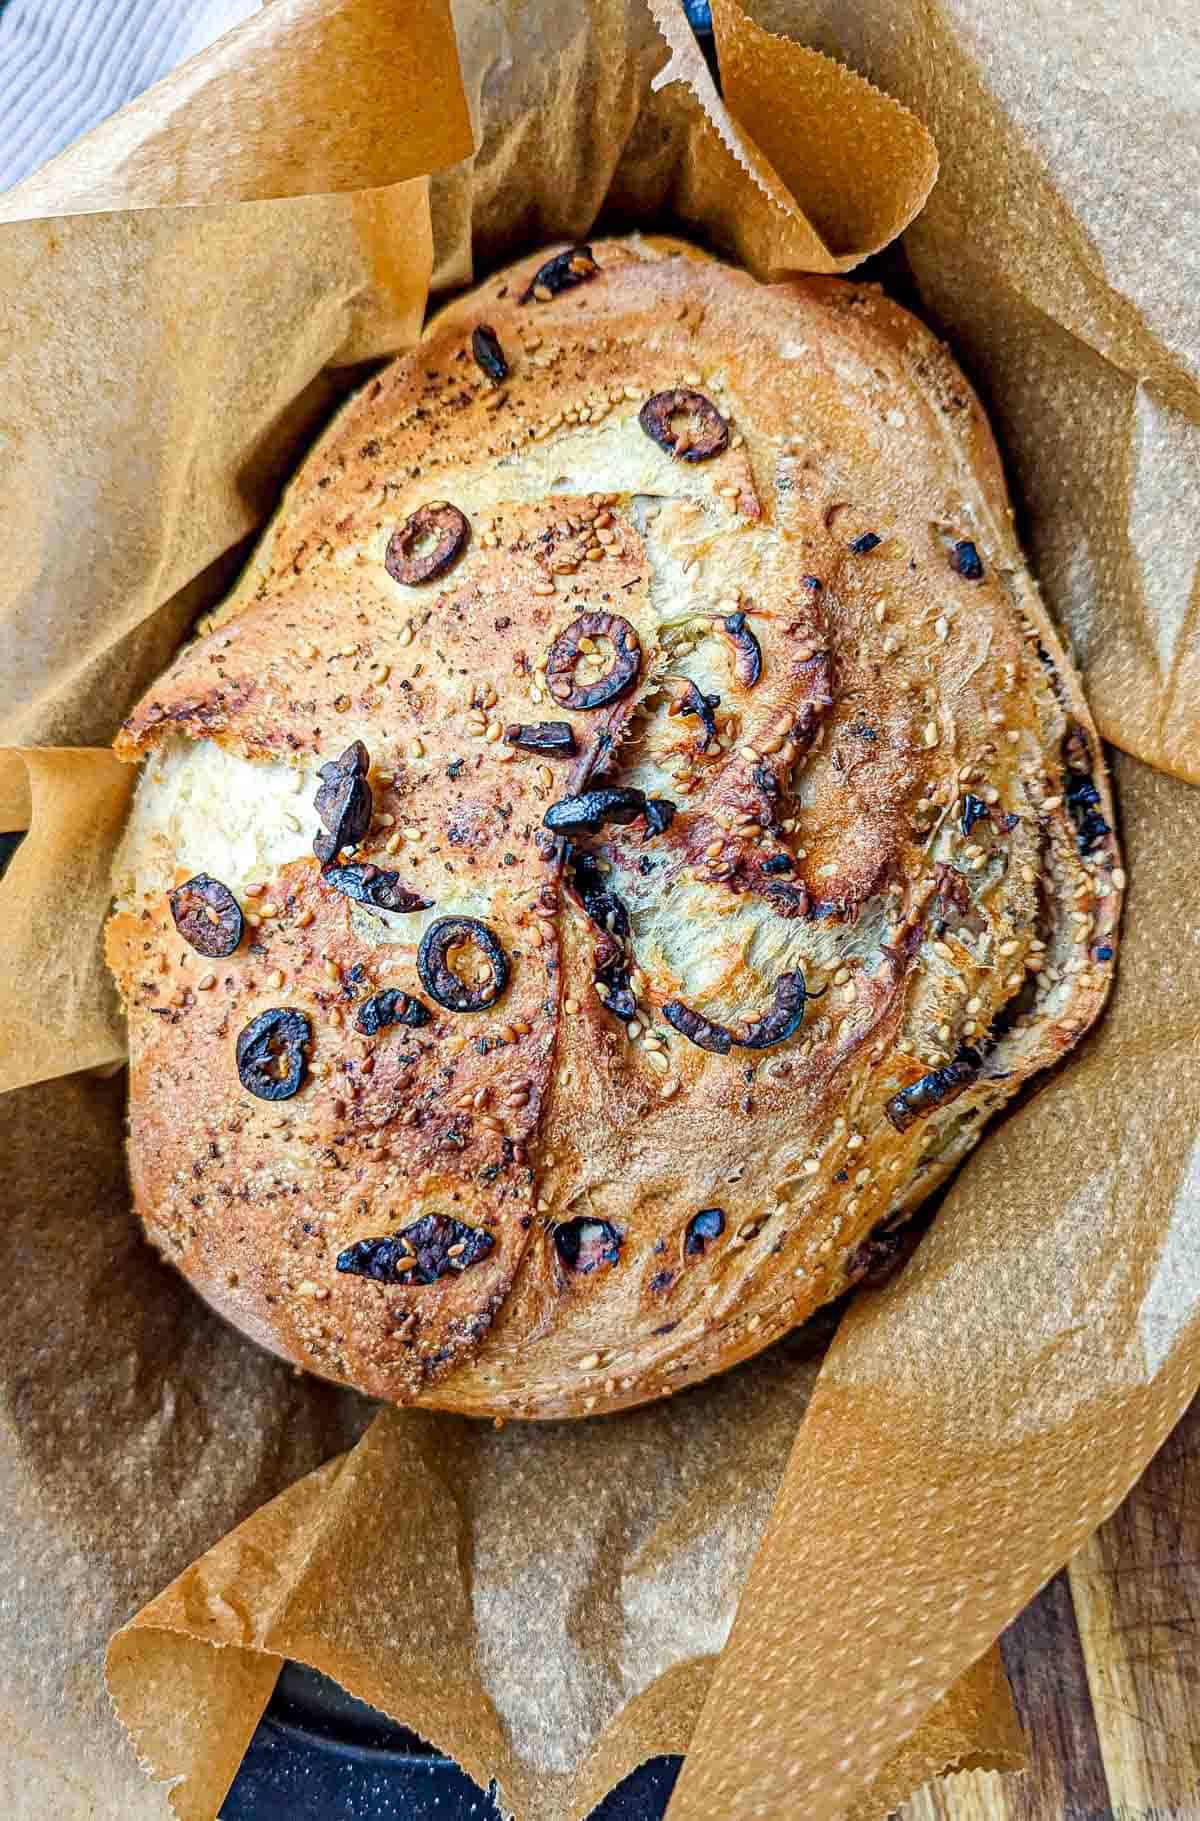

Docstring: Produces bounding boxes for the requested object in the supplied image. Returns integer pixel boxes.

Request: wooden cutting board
[900,1395,1200,1821]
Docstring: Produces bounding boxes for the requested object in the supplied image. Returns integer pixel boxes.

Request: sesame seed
[197,973,216,990]
[268,970,285,989]
[626,1020,642,1040]
[659,1080,680,1099]
[833,966,850,986]
[579,1352,602,1372]
[409,738,425,759]
[934,616,949,641]
[645,1048,669,1073]
[1041,794,1063,812]
[1111,868,1127,890]
[740,746,761,762]
[398,624,414,647]
[922,722,939,748]
[802,1157,820,1175]
[998,939,1020,955]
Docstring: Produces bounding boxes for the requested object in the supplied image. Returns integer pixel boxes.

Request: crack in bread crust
[108,237,1123,1419]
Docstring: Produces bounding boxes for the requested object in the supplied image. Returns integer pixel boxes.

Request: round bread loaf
[107,236,1123,1419]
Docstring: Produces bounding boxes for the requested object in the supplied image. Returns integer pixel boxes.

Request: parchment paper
[0,0,1195,1818]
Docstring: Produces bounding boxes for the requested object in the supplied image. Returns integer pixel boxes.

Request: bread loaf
[107,237,1122,1418]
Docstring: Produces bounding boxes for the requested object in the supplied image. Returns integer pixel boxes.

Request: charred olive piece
[235,1007,311,1101]
[519,244,598,303]
[546,610,641,711]
[849,531,882,554]
[503,720,577,756]
[885,1045,982,1133]
[354,989,431,1035]
[721,610,762,687]
[543,785,646,837]
[571,852,631,939]
[417,916,510,1013]
[1062,720,1110,855]
[671,679,721,750]
[322,863,430,913]
[313,741,372,865]
[638,388,729,462]
[950,539,984,580]
[960,793,988,837]
[471,323,508,384]
[337,1213,494,1285]
[662,999,733,1054]
[734,970,819,1050]
[385,502,470,587]
[685,1207,726,1257]
[642,797,676,839]
[553,1217,621,1274]
[761,853,794,875]
[169,873,243,958]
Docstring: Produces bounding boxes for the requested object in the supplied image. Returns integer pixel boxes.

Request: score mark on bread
[106,237,1123,1419]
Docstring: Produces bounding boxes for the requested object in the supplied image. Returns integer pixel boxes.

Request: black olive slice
[684,1208,726,1257]
[885,1045,983,1132]
[553,1217,621,1274]
[503,720,577,755]
[638,388,729,461]
[322,863,430,913]
[721,610,762,687]
[313,741,372,865]
[543,786,646,837]
[733,970,816,1050]
[545,611,641,711]
[761,854,794,876]
[354,989,431,1035]
[235,1007,311,1101]
[960,794,988,837]
[337,1213,494,1285]
[519,244,598,303]
[662,1000,733,1054]
[642,798,676,839]
[949,539,984,580]
[471,323,508,383]
[385,502,470,587]
[670,680,721,750]
[168,873,243,958]
[417,916,510,1013]
[849,531,882,554]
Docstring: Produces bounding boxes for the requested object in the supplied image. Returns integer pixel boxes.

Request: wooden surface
[899,1396,1200,1821]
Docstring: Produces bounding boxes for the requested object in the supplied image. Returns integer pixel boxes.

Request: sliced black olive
[313,741,372,865]
[571,852,631,940]
[417,916,510,1013]
[470,323,508,384]
[721,610,762,687]
[553,1217,621,1274]
[849,531,882,554]
[960,793,988,837]
[503,720,577,755]
[734,970,819,1049]
[354,989,431,1035]
[685,1207,725,1257]
[1062,721,1110,854]
[950,539,984,580]
[662,1000,733,1054]
[169,873,243,958]
[546,610,641,711]
[235,1007,311,1101]
[761,854,794,876]
[670,680,721,750]
[544,786,646,837]
[642,797,676,839]
[385,502,470,587]
[322,863,430,913]
[638,388,729,461]
[885,1045,982,1132]
[337,1213,494,1285]
[519,244,598,303]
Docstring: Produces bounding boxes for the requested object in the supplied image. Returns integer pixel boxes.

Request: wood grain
[897,1396,1200,1821]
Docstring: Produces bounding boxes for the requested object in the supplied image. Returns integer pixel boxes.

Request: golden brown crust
[109,237,1123,1418]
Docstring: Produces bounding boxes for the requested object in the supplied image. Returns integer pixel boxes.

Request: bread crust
[107,237,1123,1418]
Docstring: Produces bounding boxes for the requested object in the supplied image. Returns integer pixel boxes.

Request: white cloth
[0,0,260,194]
